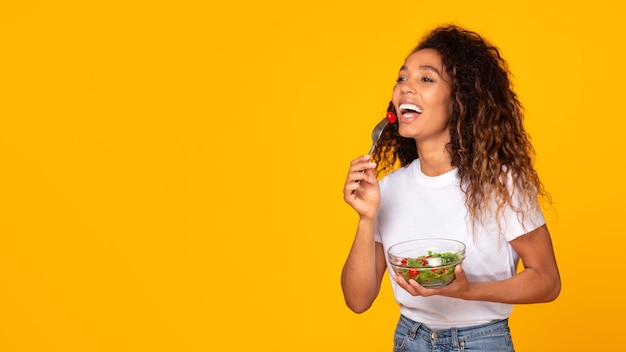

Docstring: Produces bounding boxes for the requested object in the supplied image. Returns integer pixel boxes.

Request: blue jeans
[393,315,515,352]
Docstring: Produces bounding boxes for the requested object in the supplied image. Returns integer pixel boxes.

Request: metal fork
[368,118,389,155]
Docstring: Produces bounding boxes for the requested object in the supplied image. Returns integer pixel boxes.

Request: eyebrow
[399,65,443,77]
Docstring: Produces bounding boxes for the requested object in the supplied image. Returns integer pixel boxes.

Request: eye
[421,77,434,83]
[396,77,407,83]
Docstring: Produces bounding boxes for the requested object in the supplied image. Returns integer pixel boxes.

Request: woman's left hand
[392,265,470,299]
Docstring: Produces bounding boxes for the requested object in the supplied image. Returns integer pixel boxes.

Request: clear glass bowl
[388,238,466,288]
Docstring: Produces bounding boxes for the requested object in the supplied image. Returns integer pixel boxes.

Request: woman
[341,24,560,351]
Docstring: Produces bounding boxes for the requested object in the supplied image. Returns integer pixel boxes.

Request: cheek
[391,86,400,101]
[445,95,454,115]
[433,92,453,113]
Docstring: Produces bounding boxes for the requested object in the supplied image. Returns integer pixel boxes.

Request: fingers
[454,264,465,278]
[343,155,381,218]
[393,265,468,298]
[344,157,377,196]
[343,177,363,198]
[392,275,440,297]
[351,154,376,170]
[347,155,377,183]
[393,275,421,296]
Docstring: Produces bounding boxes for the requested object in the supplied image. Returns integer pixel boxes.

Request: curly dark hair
[372,24,550,228]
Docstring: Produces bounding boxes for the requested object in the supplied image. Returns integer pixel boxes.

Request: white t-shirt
[375,159,545,329]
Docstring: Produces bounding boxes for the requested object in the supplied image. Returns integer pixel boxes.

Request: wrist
[358,214,377,224]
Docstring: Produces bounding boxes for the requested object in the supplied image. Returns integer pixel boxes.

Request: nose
[400,83,415,95]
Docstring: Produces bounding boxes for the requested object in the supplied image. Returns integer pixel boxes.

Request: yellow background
[1,1,623,351]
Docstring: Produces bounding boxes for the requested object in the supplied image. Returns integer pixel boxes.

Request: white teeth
[399,103,423,114]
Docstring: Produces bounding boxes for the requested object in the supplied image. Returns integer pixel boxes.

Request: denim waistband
[398,314,510,347]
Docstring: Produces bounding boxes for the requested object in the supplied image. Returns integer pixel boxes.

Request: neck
[416,142,454,177]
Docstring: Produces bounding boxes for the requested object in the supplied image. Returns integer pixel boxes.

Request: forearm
[463,266,561,304]
[462,225,561,304]
[341,218,383,313]
[397,225,561,304]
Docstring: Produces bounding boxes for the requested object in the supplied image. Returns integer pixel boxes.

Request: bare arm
[341,155,388,313]
[394,224,561,304]
[341,223,387,313]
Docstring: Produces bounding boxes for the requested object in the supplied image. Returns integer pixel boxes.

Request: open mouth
[399,103,423,115]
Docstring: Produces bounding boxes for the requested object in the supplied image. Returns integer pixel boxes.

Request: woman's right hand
[343,155,381,219]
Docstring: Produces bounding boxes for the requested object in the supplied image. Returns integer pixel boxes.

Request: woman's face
[392,48,453,145]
